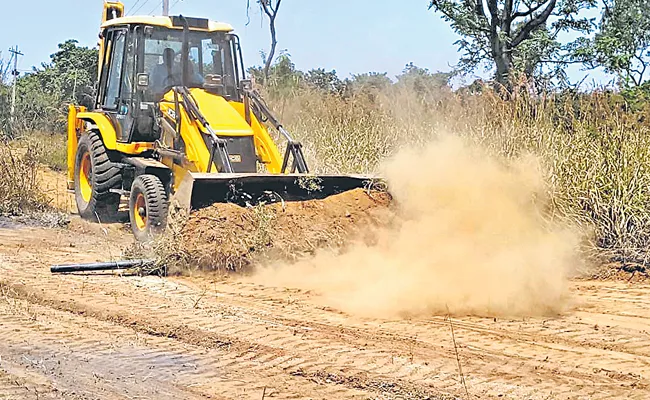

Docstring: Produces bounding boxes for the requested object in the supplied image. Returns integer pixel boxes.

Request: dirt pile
[171,188,392,273]
[250,136,589,318]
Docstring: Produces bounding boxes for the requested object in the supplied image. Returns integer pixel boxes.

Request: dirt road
[0,220,648,399]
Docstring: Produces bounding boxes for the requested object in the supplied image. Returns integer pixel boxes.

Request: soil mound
[172,188,392,273]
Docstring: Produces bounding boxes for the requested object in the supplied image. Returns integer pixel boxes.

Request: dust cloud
[251,136,585,318]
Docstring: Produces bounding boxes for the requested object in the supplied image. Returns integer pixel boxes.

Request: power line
[131,0,152,15]
[135,0,182,17]
[127,0,143,15]
[170,0,182,12]
[148,0,163,16]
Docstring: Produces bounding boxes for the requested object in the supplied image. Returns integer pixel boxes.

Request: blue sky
[0,0,615,87]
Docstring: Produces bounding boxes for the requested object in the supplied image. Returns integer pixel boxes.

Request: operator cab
[142,24,239,100]
[95,15,244,143]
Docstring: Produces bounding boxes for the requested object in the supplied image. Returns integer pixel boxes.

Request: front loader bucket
[171,172,381,212]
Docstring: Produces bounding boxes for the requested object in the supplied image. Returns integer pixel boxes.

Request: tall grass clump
[22,132,67,171]
[0,143,50,215]
[258,82,650,262]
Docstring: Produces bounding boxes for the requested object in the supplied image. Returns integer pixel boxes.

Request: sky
[0,0,616,87]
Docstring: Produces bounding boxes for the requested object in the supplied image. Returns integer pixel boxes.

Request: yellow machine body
[157,88,283,181]
[67,87,284,195]
[66,1,373,235]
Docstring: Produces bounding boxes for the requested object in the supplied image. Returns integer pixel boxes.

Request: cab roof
[101,15,234,32]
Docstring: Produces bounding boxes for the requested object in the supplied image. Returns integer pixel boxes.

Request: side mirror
[137,73,149,90]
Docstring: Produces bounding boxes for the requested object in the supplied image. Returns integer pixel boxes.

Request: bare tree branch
[634,53,647,82]
[474,0,487,20]
[258,0,282,81]
[600,0,611,17]
[486,0,500,26]
[503,0,514,33]
[511,0,556,47]
[512,1,547,18]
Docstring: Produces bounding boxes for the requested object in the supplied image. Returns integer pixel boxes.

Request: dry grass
[264,85,650,261]
[9,83,648,265]
[21,132,67,172]
[0,143,50,215]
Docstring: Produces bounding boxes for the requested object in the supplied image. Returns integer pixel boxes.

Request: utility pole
[8,46,23,118]
[162,0,169,16]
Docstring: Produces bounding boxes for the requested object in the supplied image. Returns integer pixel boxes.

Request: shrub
[0,143,50,215]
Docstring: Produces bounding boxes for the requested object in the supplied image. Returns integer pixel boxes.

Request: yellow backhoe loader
[67,1,373,241]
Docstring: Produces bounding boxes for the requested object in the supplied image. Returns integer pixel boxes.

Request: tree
[19,40,99,107]
[248,52,303,96]
[305,68,345,94]
[1,39,99,135]
[396,62,453,93]
[49,39,99,106]
[589,0,650,87]
[350,72,392,93]
[0,52,12,84]
[428,0,596,87]
[251,0,283,82]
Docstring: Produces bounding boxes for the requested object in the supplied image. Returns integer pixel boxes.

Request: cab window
[102,29,127,109]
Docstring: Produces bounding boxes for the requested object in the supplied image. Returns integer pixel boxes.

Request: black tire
[129,174,169,242]
[74,132,122,221]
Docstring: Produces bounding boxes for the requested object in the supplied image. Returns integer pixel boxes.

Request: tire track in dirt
[171,279,650,398]
[1,225,650,399]
[0,294,373,399]
[0,363,64,400]
[0,301,207,399]
[2,262,647,399]
[0,278,450,400]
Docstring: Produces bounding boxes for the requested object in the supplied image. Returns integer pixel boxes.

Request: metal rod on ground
[50,259,156,274]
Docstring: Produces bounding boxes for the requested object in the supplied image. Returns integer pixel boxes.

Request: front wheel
[129,174,169,242]
[74,132,121,221]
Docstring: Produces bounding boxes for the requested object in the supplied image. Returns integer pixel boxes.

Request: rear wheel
[129,175,169,242]
[74,132,121,221]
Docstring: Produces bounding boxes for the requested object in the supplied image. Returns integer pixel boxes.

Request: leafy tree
[345,72,392,102]
[248,52,303,96]
[49,39,99,106]
[589,0,650,87]
[305,68,345,95]
[349,72,392,93]
[428,0,596,87]
[396,62,453,93]
[1,39,98,136]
